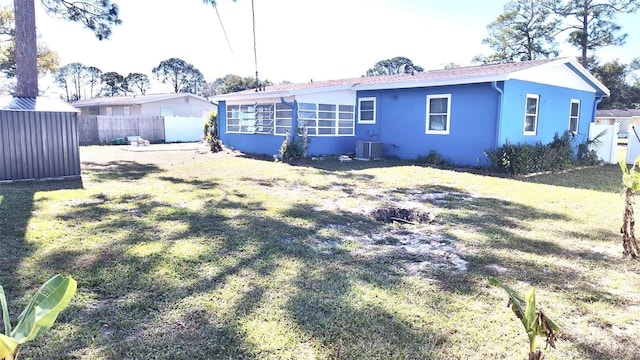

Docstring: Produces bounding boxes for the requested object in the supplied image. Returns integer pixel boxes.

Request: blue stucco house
[213,57,609,165]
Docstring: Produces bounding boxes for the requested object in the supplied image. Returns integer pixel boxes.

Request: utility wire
[215,5,235,57]
[251,0,259,88]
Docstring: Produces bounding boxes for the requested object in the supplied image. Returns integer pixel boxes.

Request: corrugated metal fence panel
[91,115,165,144]
[0,111,80,181]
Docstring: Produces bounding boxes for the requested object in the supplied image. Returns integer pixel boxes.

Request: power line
[214,5,235,57]
[251,0,259,88]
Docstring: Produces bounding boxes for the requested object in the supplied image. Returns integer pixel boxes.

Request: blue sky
[4,0,640,93]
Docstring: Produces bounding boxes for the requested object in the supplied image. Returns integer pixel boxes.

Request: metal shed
[0,96,81,181]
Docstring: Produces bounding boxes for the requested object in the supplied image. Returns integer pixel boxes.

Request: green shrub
[485,132,578,175]
[278,131,305,161]
[423,150,446,165]
[203,112,222,152]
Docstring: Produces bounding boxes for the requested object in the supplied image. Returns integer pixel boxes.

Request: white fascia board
[213,91,292,102]
[214,85,355,104]
[353,74,509,91]
[225,96,296,105]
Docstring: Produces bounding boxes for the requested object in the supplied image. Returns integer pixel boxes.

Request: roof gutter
[491,81,504,148]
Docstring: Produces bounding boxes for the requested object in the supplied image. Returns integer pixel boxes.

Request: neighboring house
[72,93,216,118]
[212,57,609,165]
[595,109,640,138]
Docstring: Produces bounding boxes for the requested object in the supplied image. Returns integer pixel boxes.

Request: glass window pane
[360,100,374,111]
[339,120,354,127]
[338,128,353,135]
[430,98,448,113]
[318,128,335,135]
[526,98,538,114]
[318,111,336,119]
[571,102,579,116]
[318,120,335,127]
[339,105,354,112]
[276,110,292,118]
[525,115,536,132]
[298,111,316,119]
[339,113,353,120]
[429,115,447,131]
[319,104,336,111]
[276,103,290,110]
[299,103,316,111]
[360,110,374,121]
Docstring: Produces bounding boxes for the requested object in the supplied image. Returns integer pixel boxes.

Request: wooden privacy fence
[78,115,165,145]
[1,110,80,181]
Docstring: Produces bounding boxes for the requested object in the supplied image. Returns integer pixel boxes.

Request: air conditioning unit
[355,141,383,160]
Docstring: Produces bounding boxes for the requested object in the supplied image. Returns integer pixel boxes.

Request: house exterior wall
[500,79,597,145]
[141,97,215,117]
[356,83,499,165]
[98,105,142,116]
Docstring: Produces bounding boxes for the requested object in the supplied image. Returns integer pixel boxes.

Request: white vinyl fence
[627,125,640,164]
[589,122,618,164]
[164,116,205,143]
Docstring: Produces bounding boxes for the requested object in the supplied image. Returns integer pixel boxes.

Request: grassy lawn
[1,144,639,359]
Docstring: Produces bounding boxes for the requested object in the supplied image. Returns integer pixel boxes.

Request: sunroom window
[297,103,354,136]
[227,103,292,135]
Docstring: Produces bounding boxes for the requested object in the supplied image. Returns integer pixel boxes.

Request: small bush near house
[278,131,305,161]
[203,112,223,152]
[421,150,447,165]
[485,132,579,175]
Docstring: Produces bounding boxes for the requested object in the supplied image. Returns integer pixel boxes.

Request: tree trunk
[13,0,38,97]
[621,188,640,258]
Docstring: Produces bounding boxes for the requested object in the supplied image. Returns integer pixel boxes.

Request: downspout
[491,81,504,148]
[280,97,298,140]
[592,95,604,125]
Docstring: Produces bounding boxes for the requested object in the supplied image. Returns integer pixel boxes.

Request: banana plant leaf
[0,333,19,359]
[10,275,76,344]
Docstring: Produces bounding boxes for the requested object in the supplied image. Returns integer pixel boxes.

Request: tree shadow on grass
[27,186,434,358]
[0,179,83,296]
[82,160,163,182]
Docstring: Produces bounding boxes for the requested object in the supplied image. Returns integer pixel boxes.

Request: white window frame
[568,99,580,134]
[358,97,376,124]
[523,94,539,135]
[425,94,451,135]
[226,103,292,135]
[297,103,354,136]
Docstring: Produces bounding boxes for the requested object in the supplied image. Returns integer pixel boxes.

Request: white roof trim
[353,74,510,91]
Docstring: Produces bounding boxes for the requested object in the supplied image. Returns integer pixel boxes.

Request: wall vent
[355,141,383,160]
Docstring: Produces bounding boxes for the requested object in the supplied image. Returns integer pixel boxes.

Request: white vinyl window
[297,103,354,136]
[358,97,376,124]
[524,94,539,135]
[426,94,451,134]
[569,99,580,134]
